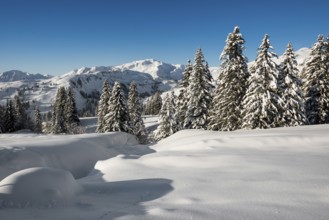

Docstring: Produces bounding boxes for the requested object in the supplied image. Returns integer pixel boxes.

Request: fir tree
[65,87,80,132]
[208,26,249,131]
[4,100,16,133]
[176,60,193,129]
[0,104,5,133]
[104,81,131,133]
[302,35,329,124]
[96,80,111,133]
[156,93,177,140]
[128,81,147,143]
[241,34,284,129]
[34,107,42,133]
[279,43,307,126]
[184,48,213,129]
[151,92,162,115]
[51,87,67,134]
[13,95,27,130]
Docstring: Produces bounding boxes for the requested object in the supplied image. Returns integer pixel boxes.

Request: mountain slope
[0,70,52,82]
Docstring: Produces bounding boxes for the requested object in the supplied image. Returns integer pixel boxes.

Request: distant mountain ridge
[0,70,52,82]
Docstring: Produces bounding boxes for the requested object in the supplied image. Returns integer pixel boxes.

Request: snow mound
[0,132,139,180]
[0,167,80,208]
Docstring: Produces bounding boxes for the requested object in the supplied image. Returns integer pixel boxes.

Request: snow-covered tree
[128,81,147,143]
[279,43,307,126]
[151,92,162,115]
[0,104,5,133]
[208,26,249,131]
[143,91,163,115]
[156,93,177,140]
[96,80,111,133]
[176,60,193,129]
[241,34,284,129]
[34,107,42,133]
[4,100,16,133]
[13,95,27,130]
[184,48,213,129]
[302,35,329,124]
[65,87,80,132]
[51,87,67,134]
[104,81,131,133]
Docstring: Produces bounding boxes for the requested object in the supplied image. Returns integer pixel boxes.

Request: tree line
[155,27,329,140]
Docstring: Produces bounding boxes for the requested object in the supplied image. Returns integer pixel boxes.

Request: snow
[0,167,80,207]
[0,124,329,219]
[0,70,51,82]
[0,132,138,180]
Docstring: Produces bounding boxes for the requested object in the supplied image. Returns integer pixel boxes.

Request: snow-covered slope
[0,125,328,219]
[0,59,186,113]
[0,70,51,82]
[0,48,312,113]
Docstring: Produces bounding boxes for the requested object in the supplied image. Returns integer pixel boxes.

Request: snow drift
[0,167,80,208]
[1,119,329,220]
[0,132,139,180]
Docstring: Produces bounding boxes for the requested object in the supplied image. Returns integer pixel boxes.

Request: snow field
[0,125,329,219]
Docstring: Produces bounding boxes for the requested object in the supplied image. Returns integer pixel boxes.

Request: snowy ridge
[0,70,52,82]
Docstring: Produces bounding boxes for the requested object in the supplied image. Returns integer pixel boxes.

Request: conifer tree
[208,26,249,131]
[13,95,27,130]
[65,87,80,132]
[51,87,67,134]
[151,92,162,115]
[184,48,213,129]
[128,81,147,143]
[0,104,5,133]
[279,43,307,126]
[302,35,329,124]
[34,107,42,133]
[97,80,111,132]
[241,34,284,129]
[104,81,131,132]
[176,60,193,129]
[156,93,177,140]
[4,100,15,132]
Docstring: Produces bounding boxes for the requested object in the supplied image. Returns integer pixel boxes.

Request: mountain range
[0,47,312,114]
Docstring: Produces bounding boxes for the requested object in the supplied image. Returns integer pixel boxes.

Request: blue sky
[0,0,328,76]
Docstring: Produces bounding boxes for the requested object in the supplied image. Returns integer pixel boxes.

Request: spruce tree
[4,100,15,132]
[302,35,329,124]
[65,87,80,132]
[128,81,147,143]
[13,95,27,130]
[104,81,131,132]
[96,80,111,133]
[151,92,162,115]
[156,93,177,140]
[34,107,42,133]
[0,104,5,133]
[184,48,213,129]
[51,87,67,134]
[208,26,249,131]
[176,60,193,129]
[279,43,307,126]
[241,34,284,129]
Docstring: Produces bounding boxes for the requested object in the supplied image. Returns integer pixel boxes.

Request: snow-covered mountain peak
[116,59,184,81]
[0,70,52,82]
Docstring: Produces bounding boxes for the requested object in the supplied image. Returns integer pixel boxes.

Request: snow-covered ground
[1,124,329,219]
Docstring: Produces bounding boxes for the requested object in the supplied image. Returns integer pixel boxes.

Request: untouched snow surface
[1,125,329,219]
